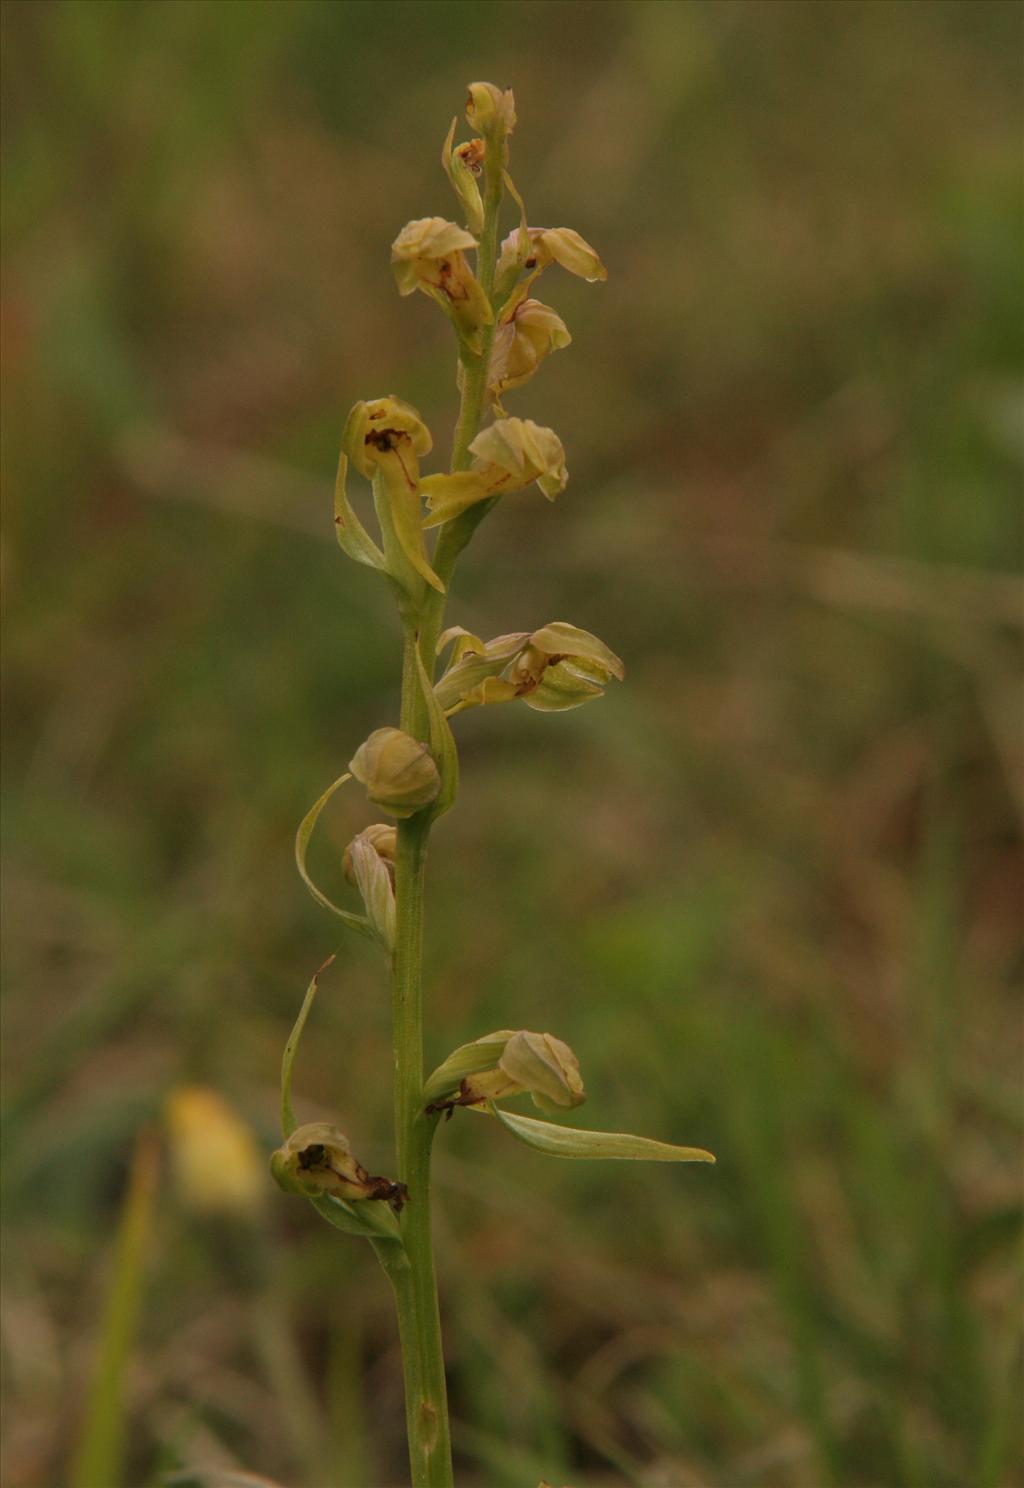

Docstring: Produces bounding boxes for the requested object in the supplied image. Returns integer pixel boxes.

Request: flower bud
[270,1122,407,1210]
[391,217,493,351]
[489,298,571,398]
[349,727,441,819]
[165,1086,264,1218]
[343,824,397,950]
[442,120,485,236]
[424,1029,586,1115]
[496,1031,586,1112]
[465,81,516,140]
[342,822,397,885]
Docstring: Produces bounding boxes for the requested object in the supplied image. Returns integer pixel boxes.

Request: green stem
[450,141,504,472]
[385,126,507,1488]
[390,623,452,1488]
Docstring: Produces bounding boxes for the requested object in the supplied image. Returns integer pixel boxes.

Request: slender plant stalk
[277,79,713,1488]
[386,132,507,1487]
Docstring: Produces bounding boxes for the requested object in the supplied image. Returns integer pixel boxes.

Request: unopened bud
[343,824,397,950]
[342,823,397,885]
[349,727,441,819]
[496,1031,585,1112]
[270,1122,407,1210]
[442,120,485,235]
[424,1029,585,1115]
[465,81,516,140]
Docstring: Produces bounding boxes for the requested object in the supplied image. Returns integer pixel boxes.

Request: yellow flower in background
[165,1086,263,1218]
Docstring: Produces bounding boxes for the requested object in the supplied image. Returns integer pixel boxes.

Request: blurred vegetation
[2,1,1022,1485]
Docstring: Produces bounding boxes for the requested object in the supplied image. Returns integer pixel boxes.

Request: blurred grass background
[2,1,1022,1485]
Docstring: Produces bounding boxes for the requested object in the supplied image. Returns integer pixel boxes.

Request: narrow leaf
[295,772,374,937]
[491,1107,716,1164]
[334,449,387,572]
[281,954,334,1139]
[70,1129,160,1488]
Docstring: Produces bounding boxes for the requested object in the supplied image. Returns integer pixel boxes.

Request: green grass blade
[70,1128,160,1488]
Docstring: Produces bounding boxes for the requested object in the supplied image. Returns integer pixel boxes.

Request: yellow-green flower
[496,224,607,296]
[420,416,567,527]
[391,216,493,350]
[489,296,571,397]
[270,1123,407,1209]
[339,396,442,593]
[434,621,624,714]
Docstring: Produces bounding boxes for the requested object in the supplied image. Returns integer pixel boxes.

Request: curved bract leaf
[334,449,388,573]
[416,647,459,819]
[490,1106,716,1164]
[281,954,334,1139]
[295,772,374,937]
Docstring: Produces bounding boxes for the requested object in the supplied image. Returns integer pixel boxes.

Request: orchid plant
[272,81,714,1488]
